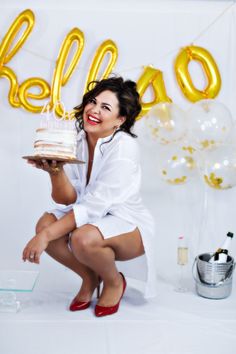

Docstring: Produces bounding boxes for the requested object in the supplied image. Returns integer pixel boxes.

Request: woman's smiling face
[83,90,125,138]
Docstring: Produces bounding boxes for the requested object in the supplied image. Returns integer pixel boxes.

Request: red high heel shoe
[95,272,126,317]
[69,277,101,312]
[69,298,91,311]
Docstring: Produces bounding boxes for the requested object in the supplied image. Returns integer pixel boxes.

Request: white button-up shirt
[51,130,157,298]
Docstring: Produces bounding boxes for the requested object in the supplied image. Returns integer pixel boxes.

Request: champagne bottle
[209,232,234,263]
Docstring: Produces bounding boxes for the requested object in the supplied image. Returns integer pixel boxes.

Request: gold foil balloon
[84,39,118,92]
[136,65,171,119]
[0,66,20,108]
[145,102,187,144]
[0,10,224,119]
[175,45,221,102]
[0,9,35,108]
[51,28,85,118]
[0,9,34,66]
[18,78,51,113]
[199,145,236,189]
[187,99,233,150]
[158,143,197,185]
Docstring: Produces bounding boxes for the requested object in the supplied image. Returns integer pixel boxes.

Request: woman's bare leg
[70,224,144,306]
[36,213,99,301]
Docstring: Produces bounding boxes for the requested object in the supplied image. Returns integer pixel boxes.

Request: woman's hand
[22,232,49,264]
[27,159,65,175]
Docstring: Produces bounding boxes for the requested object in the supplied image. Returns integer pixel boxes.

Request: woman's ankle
[103,272,122,288]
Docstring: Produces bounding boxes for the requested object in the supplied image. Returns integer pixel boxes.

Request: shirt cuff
[73,204,89,228]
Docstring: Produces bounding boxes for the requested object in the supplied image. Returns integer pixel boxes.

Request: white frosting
[34,128,77,159]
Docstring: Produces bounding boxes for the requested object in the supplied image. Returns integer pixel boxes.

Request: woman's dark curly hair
[73,76,142,139]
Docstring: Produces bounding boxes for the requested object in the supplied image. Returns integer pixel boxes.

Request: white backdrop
[1,0,236,292]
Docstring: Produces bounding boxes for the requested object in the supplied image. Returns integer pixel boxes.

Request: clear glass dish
[0,270,39,312]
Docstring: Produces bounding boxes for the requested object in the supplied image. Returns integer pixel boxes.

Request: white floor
[0,276,236,354]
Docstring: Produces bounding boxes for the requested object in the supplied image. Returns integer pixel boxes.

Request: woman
[22,76,157,317]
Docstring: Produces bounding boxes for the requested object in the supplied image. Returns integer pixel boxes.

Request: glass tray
[0,270,39,313]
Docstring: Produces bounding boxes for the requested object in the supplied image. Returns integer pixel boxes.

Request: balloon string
[191,1,236,44]
[8,46,89,72]
[17,47,55,63]
[0,2,235,71]
[122,1,236,73]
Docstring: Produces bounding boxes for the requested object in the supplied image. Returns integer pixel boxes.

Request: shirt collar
[97,132,114,144]
[77,129,116,146]
[77,129,86,142]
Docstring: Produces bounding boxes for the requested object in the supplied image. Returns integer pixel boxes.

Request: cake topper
[40,101,75,130]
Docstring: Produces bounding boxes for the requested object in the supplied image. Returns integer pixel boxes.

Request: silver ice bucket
[192,253,235,299]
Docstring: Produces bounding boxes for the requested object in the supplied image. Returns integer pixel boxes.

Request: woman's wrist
[37,211,76,244]
[49,167,64,176]
[38,228,52,242]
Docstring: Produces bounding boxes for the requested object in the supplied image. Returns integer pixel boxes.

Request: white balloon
[187,99,233,150]
[199,144,236,189]
[145,103,187,144]
[157,143,197,185]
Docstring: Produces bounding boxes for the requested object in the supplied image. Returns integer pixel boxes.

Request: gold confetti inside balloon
[199,145,236,189]
[187,99,233,150]
[145,102,187,145]
[158,143,197,185]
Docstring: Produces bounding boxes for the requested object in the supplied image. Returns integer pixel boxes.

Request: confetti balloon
[199,144,236,189]
[145,103,187,145]
[187,100,233,150]
[158,143,197,185]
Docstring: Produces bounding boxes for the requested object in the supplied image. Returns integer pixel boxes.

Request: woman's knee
[35,212,57,233]
[70,225,103,255]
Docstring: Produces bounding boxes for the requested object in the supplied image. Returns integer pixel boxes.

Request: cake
[33,104,78,160]
[34,127,77,160]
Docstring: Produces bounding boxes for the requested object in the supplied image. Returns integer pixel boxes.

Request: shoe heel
[97,276,101,298]
[96,284,100,299]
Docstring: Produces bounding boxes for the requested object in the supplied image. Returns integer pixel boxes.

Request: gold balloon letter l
[84,39,118,92]
[51,28,85,117]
